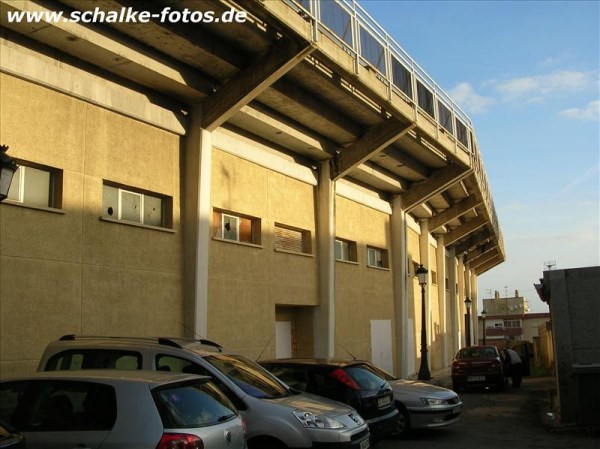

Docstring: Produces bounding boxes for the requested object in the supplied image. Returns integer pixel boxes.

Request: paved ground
[375,376,599,449]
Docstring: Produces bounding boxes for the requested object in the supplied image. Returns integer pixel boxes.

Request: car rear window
[457,348,497,359]
[45,349,142,371]
[153,380,237,428]
[343,366,388,390]
[0,380,116,432]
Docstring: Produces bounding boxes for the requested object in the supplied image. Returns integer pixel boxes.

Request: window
[213,210,261,245]
[417,81,435,118]
[438,101,454,134]
[456,119,469,148]
[6,161,62,209]
[274,223,311,254]
[44,349,142,371]
[102,182,172,228]
[504,320,522,329]
[367,246,389,268]
[392,57,412,98]
[319,0,353,47]
[335,238,357,262]
[0,380,117,432]
[431,270,438,285]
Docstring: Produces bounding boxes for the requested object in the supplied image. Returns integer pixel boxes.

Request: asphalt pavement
[376,375,599,449]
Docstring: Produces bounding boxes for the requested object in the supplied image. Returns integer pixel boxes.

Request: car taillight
[156,433,204,449]
[329,368,360,390]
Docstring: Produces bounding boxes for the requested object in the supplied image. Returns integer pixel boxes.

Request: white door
[275,321,292,359]
[370,320,393,373]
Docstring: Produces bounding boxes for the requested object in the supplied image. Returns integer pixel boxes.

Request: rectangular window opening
[367,246,389,268]
[103,181,172,229]
[274,223,311,254]
[7,161,63,209]
[335,238,358,262]
[213,210,261,245]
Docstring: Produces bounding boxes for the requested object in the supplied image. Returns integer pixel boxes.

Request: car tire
[386,402,410,439]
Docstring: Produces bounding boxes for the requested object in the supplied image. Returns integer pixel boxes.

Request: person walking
[503,347,523,387]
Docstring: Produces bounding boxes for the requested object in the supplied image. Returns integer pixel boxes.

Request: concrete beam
[202,37,315,131]
[469,248,500,269]
[474,255,504,275]
[454,228,492,254]
[466,243,497,264]
[402,164,471,212]
[383,147,429,179]
[444,216,487,247]
[332,118,415,180]
[429,196,483,231]
[0,0,212,100]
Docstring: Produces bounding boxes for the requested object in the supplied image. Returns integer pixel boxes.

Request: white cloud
[448,82,495,114]
[494,70,595,102]
[559,99,600,121]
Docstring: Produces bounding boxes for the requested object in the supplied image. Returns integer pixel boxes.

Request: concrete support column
[314,161,335,358]
[183,105,212,338]
[447,247,459,355]
[470,271,479,344]
[391,195,408,377]
[436,236,448,366]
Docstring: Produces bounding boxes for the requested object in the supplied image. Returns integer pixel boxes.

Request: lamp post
[464,297,472,347]
[416,264,431,380]
[0,145,18,202]
[481,309,487,345]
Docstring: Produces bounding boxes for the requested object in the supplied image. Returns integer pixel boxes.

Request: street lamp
[481,309,487,345]
[464,297,472,347]
[0,145,18,202]
[416,264,431,380]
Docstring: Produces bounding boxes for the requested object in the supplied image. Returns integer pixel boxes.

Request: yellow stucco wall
[334,196,394,361]
[0,74,183,376]
[208,149,318,359]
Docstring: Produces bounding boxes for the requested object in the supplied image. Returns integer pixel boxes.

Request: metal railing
[283,0,503,245]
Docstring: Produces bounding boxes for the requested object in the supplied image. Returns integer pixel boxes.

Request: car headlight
[420,398,446,406]
[293,410,345,429]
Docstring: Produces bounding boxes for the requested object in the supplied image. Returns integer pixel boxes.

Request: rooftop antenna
[544,260,556,271]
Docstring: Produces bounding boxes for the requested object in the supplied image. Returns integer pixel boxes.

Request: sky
[358,0,600,313]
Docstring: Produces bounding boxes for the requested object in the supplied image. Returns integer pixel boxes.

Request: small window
[391,57,412,98]
[7,161,62,209]
[438,101,454,134]
[335,238,357,262]
[213,210,261,245]
[367,246,389,268]
[417,81,435,118]
[274,223,311,254]
[431,270,438,285]
[103,182,172,228]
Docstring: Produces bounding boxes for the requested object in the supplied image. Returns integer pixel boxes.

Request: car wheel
[387,402,410,438]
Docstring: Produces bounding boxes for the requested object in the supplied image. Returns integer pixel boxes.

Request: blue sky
[360,1,600,312]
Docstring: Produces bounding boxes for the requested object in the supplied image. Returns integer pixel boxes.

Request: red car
[451,346,505,391]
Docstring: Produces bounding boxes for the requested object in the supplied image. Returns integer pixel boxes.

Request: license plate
[467,375,485,381]
[360,439,370,449]
[377,395,391,408]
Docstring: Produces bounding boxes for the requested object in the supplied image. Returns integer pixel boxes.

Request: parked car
[0,370,246,449]
[357,361,462,437]
[39,336,371,449]
[451,345,505,391]
[0,420,25,449]
[259,359,400,441]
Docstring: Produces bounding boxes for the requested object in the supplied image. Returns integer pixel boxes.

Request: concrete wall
[545,266,600,426]
[0,73,183,376]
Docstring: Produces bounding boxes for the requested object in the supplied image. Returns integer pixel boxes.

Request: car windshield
[457,348,497,359]
[205,354,289,399]
[344,365,389,390]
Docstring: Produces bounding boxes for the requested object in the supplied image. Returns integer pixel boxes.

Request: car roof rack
[58,335,223,352]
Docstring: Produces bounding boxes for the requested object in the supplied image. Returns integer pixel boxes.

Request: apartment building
[0,0,505,378]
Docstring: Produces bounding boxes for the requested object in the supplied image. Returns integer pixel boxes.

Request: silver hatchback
[0,370,247,449]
